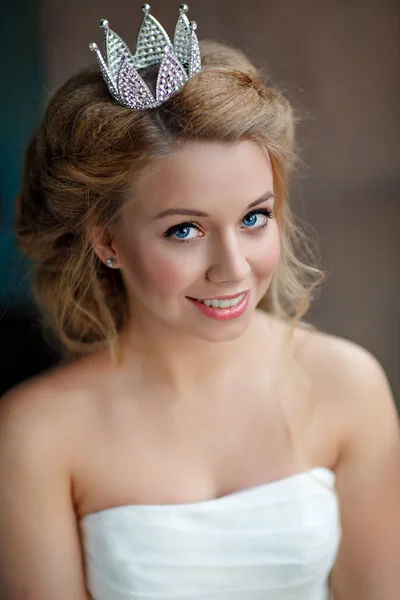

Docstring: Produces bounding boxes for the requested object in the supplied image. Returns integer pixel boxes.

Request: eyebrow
[154,191,276,220]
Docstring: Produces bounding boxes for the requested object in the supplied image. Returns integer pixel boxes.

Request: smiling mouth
[187,291,248,309]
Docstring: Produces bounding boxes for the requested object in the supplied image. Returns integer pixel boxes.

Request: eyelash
[163,208,276,243]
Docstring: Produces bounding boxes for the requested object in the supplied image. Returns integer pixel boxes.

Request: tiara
[89,3,201,110]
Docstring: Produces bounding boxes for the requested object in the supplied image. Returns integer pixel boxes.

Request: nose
[206,232,251,284]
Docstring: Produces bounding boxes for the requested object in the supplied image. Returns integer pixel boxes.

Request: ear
[89,225,120,268]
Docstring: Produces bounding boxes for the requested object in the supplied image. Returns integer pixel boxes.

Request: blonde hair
[15,41,326,453]
[15,39,328,473]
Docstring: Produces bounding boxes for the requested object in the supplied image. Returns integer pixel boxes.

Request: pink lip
[187,291,250,321]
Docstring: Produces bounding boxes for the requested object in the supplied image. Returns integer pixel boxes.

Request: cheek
[268,236,281,270]
[122,241,188,297]
[254,230,281,274]
[149,256,184,295]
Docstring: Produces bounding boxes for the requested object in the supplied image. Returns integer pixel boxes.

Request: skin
[0,140,399,599]
[99,140,281,391]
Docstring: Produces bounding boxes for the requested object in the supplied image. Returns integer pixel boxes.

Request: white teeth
[218,299,231,308]
[229,296,241,307]
[197,294,245,309]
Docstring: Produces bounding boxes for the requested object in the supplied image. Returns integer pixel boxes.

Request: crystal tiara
[89,3,202,110]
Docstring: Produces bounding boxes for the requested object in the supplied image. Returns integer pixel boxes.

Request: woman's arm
[328,341,400,599]
[0,382,91,599]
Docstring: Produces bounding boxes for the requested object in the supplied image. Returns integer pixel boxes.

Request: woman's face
[110,139,281,343]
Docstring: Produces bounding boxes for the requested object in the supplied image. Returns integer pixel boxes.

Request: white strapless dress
[80,467,341,600]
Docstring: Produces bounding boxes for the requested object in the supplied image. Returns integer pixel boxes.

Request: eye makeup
[163,207,276,243]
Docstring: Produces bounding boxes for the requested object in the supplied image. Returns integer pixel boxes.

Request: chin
[187,310,255,343]
[204,326,250,343]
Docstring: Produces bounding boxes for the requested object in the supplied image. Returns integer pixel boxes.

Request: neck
[117,308,262,397]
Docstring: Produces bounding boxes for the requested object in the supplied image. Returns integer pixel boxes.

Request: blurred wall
[41,0,400,184]
[0,0,44,304]
[2,0,399,400]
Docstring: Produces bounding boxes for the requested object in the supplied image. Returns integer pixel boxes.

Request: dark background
[1,0,399,403]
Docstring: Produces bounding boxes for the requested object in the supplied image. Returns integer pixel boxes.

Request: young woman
[1,5,399,600]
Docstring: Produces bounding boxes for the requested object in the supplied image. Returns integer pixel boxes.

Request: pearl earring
[106,258,116,267]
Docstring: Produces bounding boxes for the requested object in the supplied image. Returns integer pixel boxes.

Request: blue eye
[243,213,260,227]
[174,227,191,239]
[163,208,275,243]
[242,208,274,229]
[163,223,202,242]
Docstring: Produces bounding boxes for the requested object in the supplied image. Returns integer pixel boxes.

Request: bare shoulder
[0,367,84,508]
[260,311,382,380]
[256,316,400,596]
[293,323,394,400]
[290,330,400,596]
[0,352,106,462]
[293,323,376,374]
[292,323,399,454]
[0,368,97,597]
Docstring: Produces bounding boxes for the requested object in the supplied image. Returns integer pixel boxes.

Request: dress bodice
[80,466,341,600]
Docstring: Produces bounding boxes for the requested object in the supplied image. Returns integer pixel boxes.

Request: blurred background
[1,0,399,402]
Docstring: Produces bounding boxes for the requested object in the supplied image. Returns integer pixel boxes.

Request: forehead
[127,139,274,217]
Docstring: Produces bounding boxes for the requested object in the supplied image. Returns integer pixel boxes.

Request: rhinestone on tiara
[89,4,202,110]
